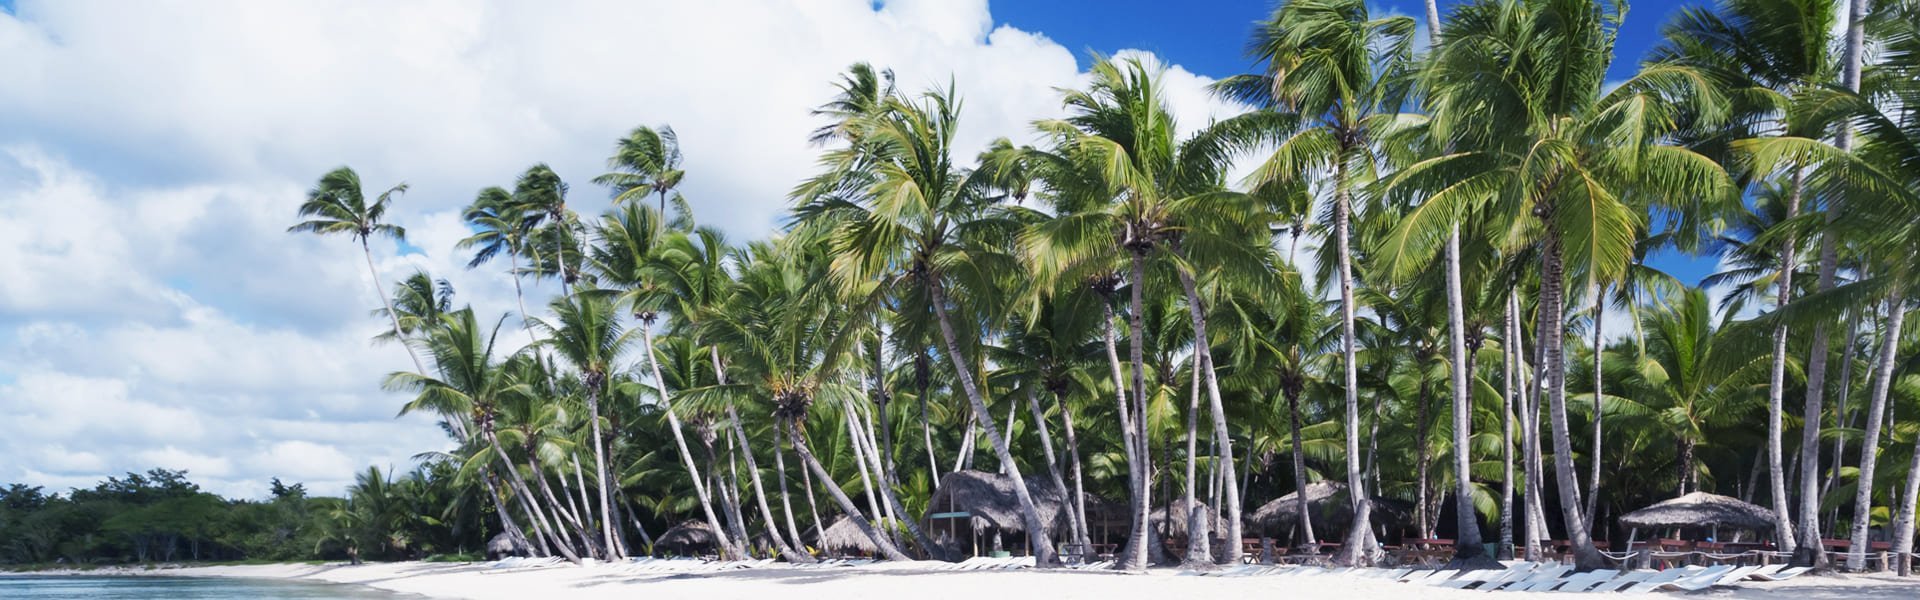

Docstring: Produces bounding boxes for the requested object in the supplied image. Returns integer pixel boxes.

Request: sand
[33,561,1920,599]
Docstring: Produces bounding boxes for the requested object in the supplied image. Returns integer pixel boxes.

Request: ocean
[0,575,413,599]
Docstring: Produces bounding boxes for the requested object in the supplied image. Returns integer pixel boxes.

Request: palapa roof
[657,519,719,552]
[1246,482,1413,535]
[815,516,883,554]
[1149,498,1227,538]
[1619,492,1776,531]
[923,470,1072,535]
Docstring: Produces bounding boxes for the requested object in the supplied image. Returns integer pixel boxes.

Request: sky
[0,0,1718,499]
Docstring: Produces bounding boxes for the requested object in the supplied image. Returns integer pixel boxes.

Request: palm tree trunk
[1516,292,1545,561]
[916,354,940,490]
[1182,353,1211,566]
[1284,380,1316,551]
[640,326,741,559]
[1825,306,1865,504]
[927,278,1059,567]
[1331,173,1379,567]
[1539,223,1603,570]
[1678,437,1698,496]
[1417,379,1434,538]
[583,385,623,559]
[482,469,532,557]
[773,425,807,550]
[1766,171,1805,557]
[1116,254,1156,570]
[531,457,592,557]
[783,420,913,561]
[360,237,430,375]
[1055,391,1092,554]
[850,393,944,558]
[723,400,810,562]
[1027,388,1092,558]
[1848,288,1906,570]
[1173,261,1242,564]
[1446,228,1488,564]
[1587,285,1604,525]
[1499,293,1516,560]
[844,400,883,518]
[1104,300,1150,570]
[1892,432,1920,576]
[568,454,604,554]
[487,433,579,562]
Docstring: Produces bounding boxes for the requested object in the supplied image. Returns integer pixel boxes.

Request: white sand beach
[49,562,1920,600]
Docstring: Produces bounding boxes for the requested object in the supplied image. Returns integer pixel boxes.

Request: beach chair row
[927,556,1038,571]
[480,556,568,573]
[1205,560,1809,592]
[617,557,774,573]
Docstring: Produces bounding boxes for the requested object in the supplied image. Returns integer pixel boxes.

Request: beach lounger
[1585,569,1660,592]
[1710,564,1763,586]
[1651,565,1737,593]
[1410,569,1465,585]
[1747,566,1808,581]
[1491,564,1570,591]
[1441,565,1523,589]
[1621,566,1727,594]
[1532,568,1616,592]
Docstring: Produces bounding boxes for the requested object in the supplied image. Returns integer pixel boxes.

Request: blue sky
[995,0,1722,288]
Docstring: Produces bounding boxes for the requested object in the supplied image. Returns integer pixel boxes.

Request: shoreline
[11,561,1920,599]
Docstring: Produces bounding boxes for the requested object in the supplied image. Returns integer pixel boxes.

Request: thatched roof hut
[1620,492,1775,532]
[1149,498,1227,538]
[815,516,883,555]
[1246,482,1413,536]
[923,470,1073,535]
[657,519,719,554]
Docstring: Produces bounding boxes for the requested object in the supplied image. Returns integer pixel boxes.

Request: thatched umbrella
[1245,482,1413,538]
[1149,498,1227,539]
[657,519,719,555]
[1619,492,1775,532]
[814,516,883,556]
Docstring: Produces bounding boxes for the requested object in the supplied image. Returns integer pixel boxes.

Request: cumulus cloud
[0,0,1251,498]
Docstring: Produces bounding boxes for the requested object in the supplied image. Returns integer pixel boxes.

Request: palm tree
[1652,0,1846,563]
[596,125,687,216]
[514,165,584,290]
[373,271,455,346]
[458,186,543,347]
[1402,0,1731,570]
[1217,0,1416,566]
[795,84,1061,565]
[1629,288,1768,495]
[589,203,742,559]
[288,166,427,375]
[540,292,634,559]
[386,308,583,562]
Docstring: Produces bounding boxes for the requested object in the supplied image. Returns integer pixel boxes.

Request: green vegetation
[0,466,489,567]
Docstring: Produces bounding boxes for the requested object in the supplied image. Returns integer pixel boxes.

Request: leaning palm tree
[794,83,1061,566]
[595,124,687,216]
[288,166,427,375]
[539,292,635,559]
[386,308,579,562]
[458,186,543,346]
[373,271,455,347]
[1395,0,1731,570]
[1216,0,1416,566]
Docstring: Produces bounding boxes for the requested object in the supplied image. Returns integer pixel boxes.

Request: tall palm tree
[288,166,427,375]
[373,271,455,346]
[596,124,687,216]
[515,165,584,290]
[539,292,634,559]
[589,203,741,559]
[1652,0,1844,562]
[458,186,543,347]
[795,84,1061,565]
[1402,0,1731,570]
[1217,0,1416,566]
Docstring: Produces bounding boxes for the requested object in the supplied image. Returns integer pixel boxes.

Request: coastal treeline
[0,466,490,566]
[34,0,1920,573]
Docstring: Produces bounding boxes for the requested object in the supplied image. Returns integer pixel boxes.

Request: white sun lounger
[1710,565,1763,586]
[1436,567,1509,589]
[1747,566,1809,581]
[1585,569,1662,592]
[1409,569,1465,585]
[1493,564,1572,591]
[1622,565,1730,594]
[1530,568,1615,592]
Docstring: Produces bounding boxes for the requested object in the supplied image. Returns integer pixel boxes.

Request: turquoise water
[0,575,414,598]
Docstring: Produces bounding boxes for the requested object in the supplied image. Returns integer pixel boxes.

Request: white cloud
[0,0,1251,498]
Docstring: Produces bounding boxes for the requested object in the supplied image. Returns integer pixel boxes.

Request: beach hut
[657,519,720,556]
[1246,481,1414,545]
[813,516,885,557]
[922,470,1074,557]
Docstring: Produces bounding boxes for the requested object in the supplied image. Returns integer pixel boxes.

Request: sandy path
[56,561,1920,600]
